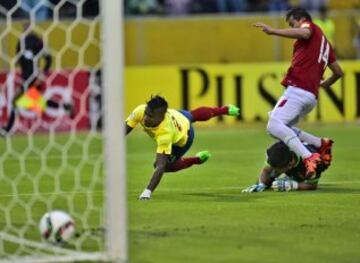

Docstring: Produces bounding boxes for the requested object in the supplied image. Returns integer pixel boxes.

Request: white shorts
[268,86,317,126]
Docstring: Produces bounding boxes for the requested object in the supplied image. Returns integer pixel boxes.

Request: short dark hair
[286,7,312,22]
[266,141,295,169]
[146,95,168,112]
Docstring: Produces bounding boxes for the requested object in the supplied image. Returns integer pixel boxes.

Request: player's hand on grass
[272,178,286,191]
[271,178,298,192]
[139,189,152,200]
[242,183,267,193]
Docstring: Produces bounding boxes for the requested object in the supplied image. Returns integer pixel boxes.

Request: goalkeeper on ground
[242,139,332,192]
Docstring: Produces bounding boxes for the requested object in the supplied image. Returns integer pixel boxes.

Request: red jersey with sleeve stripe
[281,21,336,97]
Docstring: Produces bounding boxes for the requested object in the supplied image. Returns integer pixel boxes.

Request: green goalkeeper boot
[196,151,212,164]
[227,104,240,116]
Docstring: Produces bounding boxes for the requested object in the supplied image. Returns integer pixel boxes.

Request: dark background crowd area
[0,0,99,20]
[0,0,344,20]
[125,0,292,16]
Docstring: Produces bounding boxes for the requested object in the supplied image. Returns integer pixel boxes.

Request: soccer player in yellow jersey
[125,95,240,200]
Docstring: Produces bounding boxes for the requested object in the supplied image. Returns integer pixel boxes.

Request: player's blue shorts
[169,110,194,162]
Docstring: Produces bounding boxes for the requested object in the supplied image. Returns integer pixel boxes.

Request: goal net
[0,0,126,262]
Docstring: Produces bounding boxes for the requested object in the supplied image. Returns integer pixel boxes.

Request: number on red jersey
[318,35,330,69]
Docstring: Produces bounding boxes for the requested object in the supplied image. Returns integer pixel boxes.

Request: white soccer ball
[39,210,75,244]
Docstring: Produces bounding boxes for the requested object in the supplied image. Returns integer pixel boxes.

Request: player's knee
[266,118,286,138]
[266,118,278,136]
[163,158,176,171]
[165,164,172,172]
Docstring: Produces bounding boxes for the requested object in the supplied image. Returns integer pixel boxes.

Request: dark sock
[166,157,201,172]
[190,107,228,122]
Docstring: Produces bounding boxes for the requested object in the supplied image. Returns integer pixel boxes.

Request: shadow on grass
[316,184,360,194]
[182,184,360,201]
[183,191,266,202]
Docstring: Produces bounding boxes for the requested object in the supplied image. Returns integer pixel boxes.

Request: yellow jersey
[126,104,191,154]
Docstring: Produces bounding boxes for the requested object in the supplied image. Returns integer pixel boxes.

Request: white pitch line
[0,232,83,256]
[0,254,108,263]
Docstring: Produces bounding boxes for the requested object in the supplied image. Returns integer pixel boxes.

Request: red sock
[190,107,228,122]
[166,157,201,172]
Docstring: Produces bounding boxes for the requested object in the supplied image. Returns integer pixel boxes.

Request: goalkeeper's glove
[242,183,267,193]
[271,178,298,192]
[139,189,152,200]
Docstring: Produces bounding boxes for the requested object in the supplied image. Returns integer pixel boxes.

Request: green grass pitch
[127,123,360,263]
[1,123,360,263]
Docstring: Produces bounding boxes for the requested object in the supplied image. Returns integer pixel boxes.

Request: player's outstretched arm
[320,61,344,89]
[139,153,168,200]
[253,22,311,39]
[125,124,133,135]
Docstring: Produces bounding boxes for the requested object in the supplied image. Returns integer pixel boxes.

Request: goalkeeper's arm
[259,166,279,186]
[242,166,280,192]
[261,166,319,191]
[292,176,320,191]
[272,178,318,191]
[298,182,318,190]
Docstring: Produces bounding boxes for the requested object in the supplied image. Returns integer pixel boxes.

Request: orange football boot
[303,153,321,179]
[319,138,334,166]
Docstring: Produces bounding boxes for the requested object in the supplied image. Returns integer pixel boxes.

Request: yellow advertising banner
[125,61,360,124]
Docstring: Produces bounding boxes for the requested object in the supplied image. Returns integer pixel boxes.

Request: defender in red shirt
[254,8,343,179]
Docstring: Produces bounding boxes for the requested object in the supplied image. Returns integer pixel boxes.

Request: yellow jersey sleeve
[125,104,146,128]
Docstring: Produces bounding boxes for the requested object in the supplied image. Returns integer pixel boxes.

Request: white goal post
[102,0,128,262]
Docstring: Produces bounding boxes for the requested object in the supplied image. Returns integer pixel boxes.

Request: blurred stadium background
[0,0,359,262]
